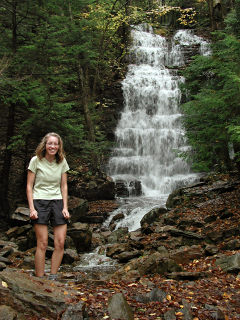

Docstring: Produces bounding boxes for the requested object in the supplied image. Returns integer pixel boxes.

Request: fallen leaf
[1,281,8,288]
[128,283,137,287]
[175,311,183,316]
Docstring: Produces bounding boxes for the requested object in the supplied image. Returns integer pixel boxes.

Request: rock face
[0,268,88,320]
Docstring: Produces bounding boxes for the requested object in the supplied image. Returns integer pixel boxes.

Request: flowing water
[104,25,210,232]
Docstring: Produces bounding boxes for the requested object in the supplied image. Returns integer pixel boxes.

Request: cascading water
[105,25,210,232]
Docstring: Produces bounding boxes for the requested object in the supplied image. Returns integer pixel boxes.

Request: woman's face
[45,136,59,157]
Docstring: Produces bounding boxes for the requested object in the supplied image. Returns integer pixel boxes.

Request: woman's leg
[34,224,48,277]
[51,224,67,274]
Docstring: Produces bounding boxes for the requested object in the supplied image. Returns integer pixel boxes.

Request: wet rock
[62,248,79,264]
[215,253,240,273]
[68,173,115,201]
[110,212,125,224]
[129,180,142,196]
[166,188,184,209]
[114,180,142,198]
[108,292,134,320]
[68,223,92,253]
[106,243,129,258]
[68,197,88,223]
[0,305,18,320]
[0,268,82,319]
[114,180,129,197]
[107,227,129,244]
[169,245,204,264]
[140,207,167,227]
[61,301,88,320]
[91,232,106,249]
[115,250,142,263]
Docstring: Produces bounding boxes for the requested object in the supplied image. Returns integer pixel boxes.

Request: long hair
[35,132,65,163]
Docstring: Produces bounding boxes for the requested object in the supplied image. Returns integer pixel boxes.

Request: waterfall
[106,25,210,232]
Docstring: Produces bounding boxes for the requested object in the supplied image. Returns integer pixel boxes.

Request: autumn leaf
[128,283,137,287]
[1,281,8,288]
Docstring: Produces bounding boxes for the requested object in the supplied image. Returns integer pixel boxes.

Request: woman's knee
[37,239,48,251]
[54,238,65,250]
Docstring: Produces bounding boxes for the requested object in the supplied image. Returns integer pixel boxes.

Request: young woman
[26,132,70,280]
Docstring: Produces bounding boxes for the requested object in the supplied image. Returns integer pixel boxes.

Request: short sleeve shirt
[28,156,69,200]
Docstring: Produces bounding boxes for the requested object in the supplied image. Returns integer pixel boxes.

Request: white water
[106,25,210,232]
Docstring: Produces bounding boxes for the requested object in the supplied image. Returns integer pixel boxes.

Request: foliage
[181,1,240,172]
[0,0,132,167]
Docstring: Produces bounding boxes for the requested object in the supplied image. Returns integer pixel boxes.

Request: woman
[26,132,70,280]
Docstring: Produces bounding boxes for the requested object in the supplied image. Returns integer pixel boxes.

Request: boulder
[106,243,129,258]
[115,250,142,263]
[68,223,92,253]
[140,207,168,227]
[68,174,115,201]
[6,225,32,240]
[0,305,18,320]
[0,268,86,319]
[10,207,30,225]
[135,288,167,303]
[137,253,182,276]
[68,197,88,223]
[107,227,129,244]
[215,253,240,273]
[108,292,134,320]
[61,301,88,320]
[169,245,204,264]
[62,248,79,264]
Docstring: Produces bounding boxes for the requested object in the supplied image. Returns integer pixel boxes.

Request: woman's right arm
[26,170,38,219]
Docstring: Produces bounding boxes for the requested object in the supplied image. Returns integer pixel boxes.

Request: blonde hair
[36,132,65,163]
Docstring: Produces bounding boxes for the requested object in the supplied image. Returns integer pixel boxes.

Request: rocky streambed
[0,172,240,319]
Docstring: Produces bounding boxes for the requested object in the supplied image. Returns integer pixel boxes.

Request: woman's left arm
[61,172,70,219]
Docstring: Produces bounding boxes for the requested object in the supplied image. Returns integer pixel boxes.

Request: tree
[181,0,240,172]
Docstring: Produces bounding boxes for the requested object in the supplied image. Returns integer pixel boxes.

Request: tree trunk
[207,0,215,30]
[0,104,15,217]
[77,65,95,142]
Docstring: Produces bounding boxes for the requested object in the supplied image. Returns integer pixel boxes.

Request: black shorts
[32,199,68,226]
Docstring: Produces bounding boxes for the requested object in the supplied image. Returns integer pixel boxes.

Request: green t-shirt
[28,156,69,200]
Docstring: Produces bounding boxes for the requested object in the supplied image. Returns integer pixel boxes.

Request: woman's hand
[62,208,70,219]
[30,209,38,220]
